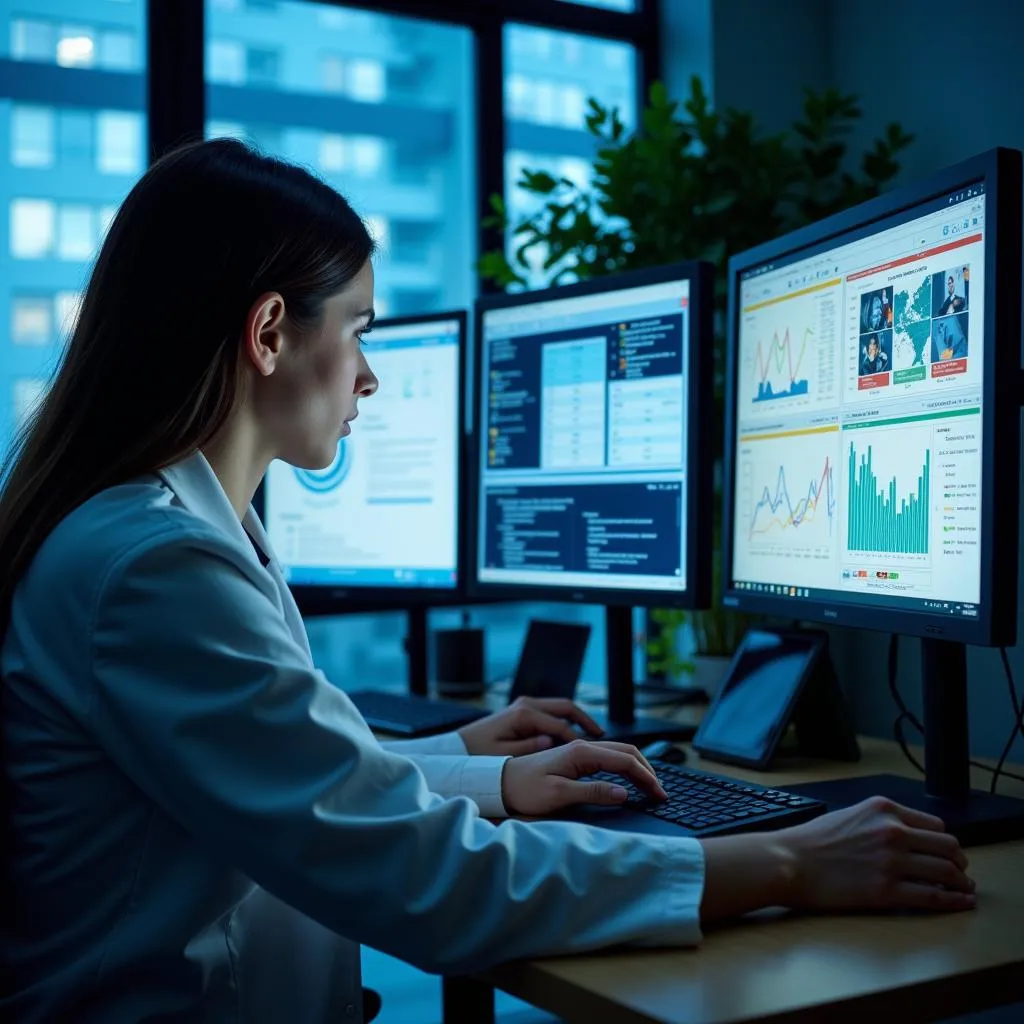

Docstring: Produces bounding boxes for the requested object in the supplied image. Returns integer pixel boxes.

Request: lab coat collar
[154,452,313,661]
[155,451,267,571]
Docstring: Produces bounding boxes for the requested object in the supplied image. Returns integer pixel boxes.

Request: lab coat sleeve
[88,521,705,975]
[381,732,511,818]
[383,731,469,756]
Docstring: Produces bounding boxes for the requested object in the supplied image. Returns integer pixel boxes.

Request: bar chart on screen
[843,423,932,558]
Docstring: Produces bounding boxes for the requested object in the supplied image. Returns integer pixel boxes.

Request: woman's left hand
[458,696,604,756]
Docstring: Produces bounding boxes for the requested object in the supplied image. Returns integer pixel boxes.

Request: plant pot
[690,654,732,699]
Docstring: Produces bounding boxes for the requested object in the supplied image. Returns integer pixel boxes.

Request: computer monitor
[470,263,714,741]
[260,310,466,616]
[722,148,1023,843]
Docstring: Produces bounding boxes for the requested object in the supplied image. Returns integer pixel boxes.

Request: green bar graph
[847,442,930,554]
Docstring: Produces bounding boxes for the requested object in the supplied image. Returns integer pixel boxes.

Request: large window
[504,22,637,284]
[0,0,147,463]
[204,0,476,320]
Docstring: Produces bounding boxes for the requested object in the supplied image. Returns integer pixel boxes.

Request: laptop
[351,619,591,737]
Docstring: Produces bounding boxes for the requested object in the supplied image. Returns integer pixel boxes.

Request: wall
[829,0,1024,183]
[660,0,712,109]
[710,0,831,133]
[661,0,830,126]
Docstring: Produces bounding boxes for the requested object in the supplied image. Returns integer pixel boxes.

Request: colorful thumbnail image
[859,329,892,378]
[931,311,968,363]
[932,264,969,318]
[860,287,894,334]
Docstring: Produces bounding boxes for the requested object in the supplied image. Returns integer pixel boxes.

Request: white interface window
[732,184,986,613]
[477,279,692,592]
[264,319,461,588]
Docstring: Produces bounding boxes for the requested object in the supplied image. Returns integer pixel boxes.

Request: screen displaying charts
[732,181,986,617]
[477,277,693,594]
[263,317,461,589]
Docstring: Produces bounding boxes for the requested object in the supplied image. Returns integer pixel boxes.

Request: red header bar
[847,232,982,282]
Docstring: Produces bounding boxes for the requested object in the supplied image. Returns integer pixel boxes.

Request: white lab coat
[0,452,704,1022]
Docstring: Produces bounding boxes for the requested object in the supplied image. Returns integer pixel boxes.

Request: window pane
[98,204,119,241]
[57,25,97,68]
[55,291,82,337]
[58,110,95,166]
[57,205,96,261]
[1,0,146,459]
[96,111,143,175]
[99,29,135,71]
[12,377,48,429]
[205,0,475,320]
[11,296,52,346]
[10,199,56,259]
[348,58,384,103]
[208,39,245,84]
[11,106,55,168]
[11,19,56,62]
[246,46,279,87]
[504,25,637,286]
[350,136,384,177]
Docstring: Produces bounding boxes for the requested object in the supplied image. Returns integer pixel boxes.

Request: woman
[0,140,975,1023]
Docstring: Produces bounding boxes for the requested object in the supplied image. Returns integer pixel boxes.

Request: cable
[988,646,1024,794]
[888,635,1024,790]
[888,633,925,774]
[1000,645,1023,731]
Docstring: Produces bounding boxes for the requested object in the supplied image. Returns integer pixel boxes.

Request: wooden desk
[453,739,1024,1024]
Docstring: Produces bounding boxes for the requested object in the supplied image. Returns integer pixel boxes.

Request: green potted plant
[478,76,913,692]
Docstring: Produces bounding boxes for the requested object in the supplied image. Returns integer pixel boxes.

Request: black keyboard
[348,690,489,737]
[591,760,827,836]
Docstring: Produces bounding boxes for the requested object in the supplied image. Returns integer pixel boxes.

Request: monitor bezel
[467,261,715,610]
[721,147,1022,647]
[255,308,470,615]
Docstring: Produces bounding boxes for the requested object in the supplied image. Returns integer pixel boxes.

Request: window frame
[147,0,661,293]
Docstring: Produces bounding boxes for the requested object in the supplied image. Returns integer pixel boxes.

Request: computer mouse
[641,740,687,765]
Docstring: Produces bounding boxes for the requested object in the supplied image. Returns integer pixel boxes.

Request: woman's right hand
[499,739,666,817]
[782,796,975,913]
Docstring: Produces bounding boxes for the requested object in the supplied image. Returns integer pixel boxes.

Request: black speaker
[434,627,486,698]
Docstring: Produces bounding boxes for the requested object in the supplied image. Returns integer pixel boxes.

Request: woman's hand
[458,696,604,756]
[500,739,667,816]
[698,796,975,925]
[783,796,975,913]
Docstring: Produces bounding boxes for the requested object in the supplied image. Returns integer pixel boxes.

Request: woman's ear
[243,293,287,377]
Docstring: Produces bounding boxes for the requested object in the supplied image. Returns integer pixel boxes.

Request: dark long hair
[0,138,375,628]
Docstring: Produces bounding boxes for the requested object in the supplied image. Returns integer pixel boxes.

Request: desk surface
[482,738,1024,1024]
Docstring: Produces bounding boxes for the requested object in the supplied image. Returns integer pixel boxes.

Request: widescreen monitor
[470,263,713,608]
[723,148,1022,646]
[261,310,466,611]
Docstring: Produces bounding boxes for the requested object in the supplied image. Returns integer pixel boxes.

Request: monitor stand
[786,638,1024,847]
[598,606,697,745]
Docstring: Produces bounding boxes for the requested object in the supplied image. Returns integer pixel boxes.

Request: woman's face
[258,259,379,470]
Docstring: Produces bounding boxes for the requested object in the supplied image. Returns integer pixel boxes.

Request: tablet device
[692,628,826,770]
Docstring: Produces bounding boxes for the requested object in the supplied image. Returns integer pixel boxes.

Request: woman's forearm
[698,833,797,923]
